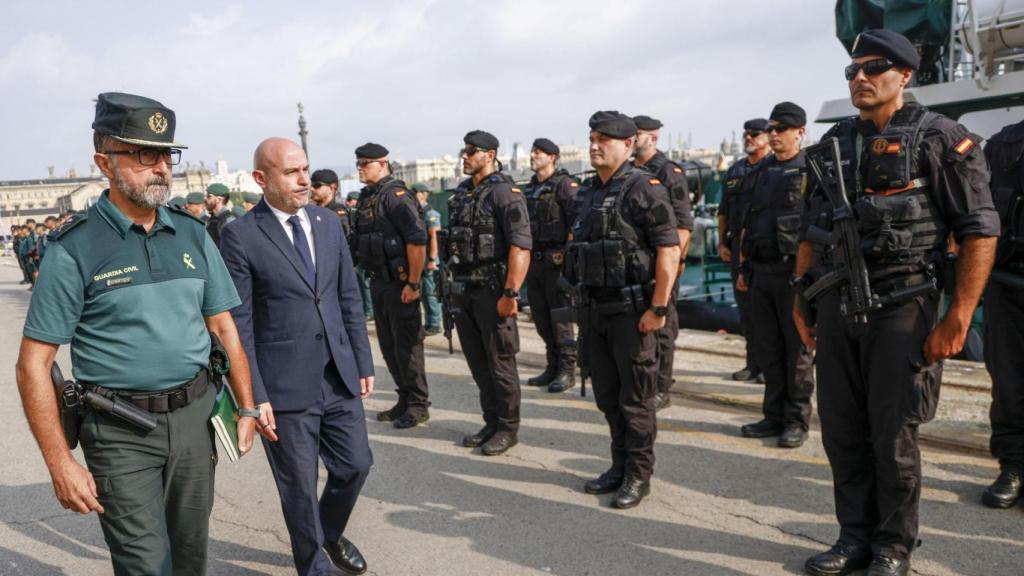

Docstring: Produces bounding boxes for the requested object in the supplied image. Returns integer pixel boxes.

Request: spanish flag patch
[886,142,901,154]
[511,187,522,193]
[395,190,406,196]
[570,182,579,188]
[673,167,683,173]
[649,178,661,185]
[954,137,975,155]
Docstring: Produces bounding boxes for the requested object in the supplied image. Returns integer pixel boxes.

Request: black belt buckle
[169,387,188,411]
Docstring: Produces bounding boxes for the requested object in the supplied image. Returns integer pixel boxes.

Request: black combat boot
[527,363,557,387]
[865,555,909,576]
[548,348,576,393]
[982,465,1024,509]
[804,542,871,575]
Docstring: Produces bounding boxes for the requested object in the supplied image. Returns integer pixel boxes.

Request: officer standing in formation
[571,111,680,508]
[185,191,207,220]
[718,118,771,383]
[981,117,1024,509]
[311,168,350,237]
[352,143,431,429]
[242,191,261,213]
[737,102,816,449]
[205,182,237,247]
[632,115,694,410]
[523,137,579,393]
[413,182,444,336]
[446,130,532,455]
[15,92,258,575]
[794,30,998,576]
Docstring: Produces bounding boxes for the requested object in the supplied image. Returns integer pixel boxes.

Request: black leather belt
[89,370,211,414]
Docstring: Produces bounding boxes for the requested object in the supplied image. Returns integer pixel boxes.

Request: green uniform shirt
[23,191,241,391]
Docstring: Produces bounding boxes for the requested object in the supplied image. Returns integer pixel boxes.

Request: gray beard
[116,171,170,209]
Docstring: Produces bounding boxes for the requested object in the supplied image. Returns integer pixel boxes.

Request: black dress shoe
[741,419,784,438]
[804,542,871,576]
[731,367,760,381]
[462,425,497,447]
[612,476,650,509]
[527,365,557,387]
[982,467,1024,509]
[481,432,518,455]
[376,403,405,422]
[866,555,909,576]
[393,410,429,429]
[584,469,624,494]
[323,536,367,575]
[778,425,807,448]
[654,392,671,411]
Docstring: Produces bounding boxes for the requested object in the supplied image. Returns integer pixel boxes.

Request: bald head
[251,137,310,214]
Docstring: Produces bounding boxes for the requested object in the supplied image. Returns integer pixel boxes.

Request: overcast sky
[0,0,856,180]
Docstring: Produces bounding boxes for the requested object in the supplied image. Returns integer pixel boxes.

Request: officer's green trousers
[79,384,217,576]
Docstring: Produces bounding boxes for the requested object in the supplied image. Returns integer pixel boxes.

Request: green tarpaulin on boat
[835,0,952,52]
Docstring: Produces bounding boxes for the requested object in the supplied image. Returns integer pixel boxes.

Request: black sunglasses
[845,58,897,81]
[743,130,766,138]
[768,124,793,134]
[461,146,490,157]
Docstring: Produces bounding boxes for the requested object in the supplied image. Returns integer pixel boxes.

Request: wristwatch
[789,274,811,293]
[502,287,518,299]
[237,407,261,419]
[650,305,669,317]
[406,281,421,291]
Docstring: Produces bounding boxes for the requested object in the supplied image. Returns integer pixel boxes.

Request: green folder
[209,384,242,462]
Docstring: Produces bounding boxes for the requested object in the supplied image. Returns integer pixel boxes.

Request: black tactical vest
[987,121,1024,266]
[526,169,573,249]
[745,155,806,262]
[352,177,409,279]
[568,165,655,289]
[722,158,761,234]
[856,106,946,273]
[446,173,512,273]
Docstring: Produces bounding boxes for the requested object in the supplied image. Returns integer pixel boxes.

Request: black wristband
[502,288,518,299]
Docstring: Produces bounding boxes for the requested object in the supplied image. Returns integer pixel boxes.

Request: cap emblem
[148,112,168,134]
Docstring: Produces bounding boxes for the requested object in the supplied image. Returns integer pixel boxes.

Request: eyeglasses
[844,58,896,81]
[768,124,793,134]
[102,148,182,166]
[743,130,765,138]
[356,159,384,168]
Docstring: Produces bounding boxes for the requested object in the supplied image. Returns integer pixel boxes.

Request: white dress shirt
[267,202,317,267]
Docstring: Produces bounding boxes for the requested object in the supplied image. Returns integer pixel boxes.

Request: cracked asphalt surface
[1,261,1021,575]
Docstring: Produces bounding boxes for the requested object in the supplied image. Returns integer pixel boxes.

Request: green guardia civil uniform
[22,92,240,576]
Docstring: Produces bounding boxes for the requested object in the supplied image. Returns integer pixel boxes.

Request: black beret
[354,142,389,159]
[311,169,339,186]
[743,118,770,132]
[633,115,663,131]
[769,102,806,127]
[851,29,920,71]
[589,110,637,139]
[463,130,499,150]
[93,92,187,149]
[532,138,559,155]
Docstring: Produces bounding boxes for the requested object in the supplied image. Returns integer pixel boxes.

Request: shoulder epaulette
[49,212,88,240]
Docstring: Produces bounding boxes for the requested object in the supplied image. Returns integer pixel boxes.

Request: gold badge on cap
[148,112,169,135]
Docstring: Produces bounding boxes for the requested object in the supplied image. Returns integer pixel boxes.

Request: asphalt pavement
[0,259,1020,576]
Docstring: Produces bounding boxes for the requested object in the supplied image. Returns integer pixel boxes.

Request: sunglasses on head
[845,58,897,81]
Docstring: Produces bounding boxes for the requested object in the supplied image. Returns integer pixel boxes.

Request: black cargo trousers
[816,289,942,561]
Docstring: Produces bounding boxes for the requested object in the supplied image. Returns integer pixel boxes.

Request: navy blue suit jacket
[220,199,373,411]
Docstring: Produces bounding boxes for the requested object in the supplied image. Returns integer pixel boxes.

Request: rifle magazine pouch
[855,194,921,259]
[476,227,496,262]
[602,240,627,287]
[865,134,912,190]
[584,242,606,287]
[776,214,802,257]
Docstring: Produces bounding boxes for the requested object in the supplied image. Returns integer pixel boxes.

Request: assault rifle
[802,137,878,324]
[436,230,457,354]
